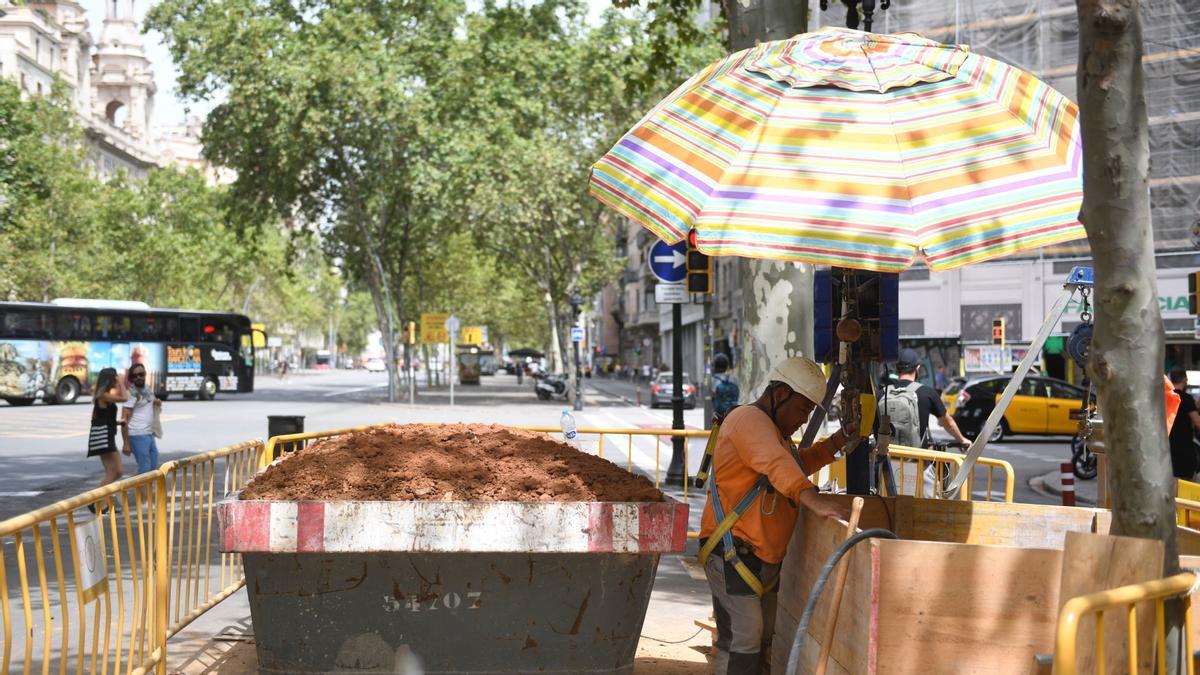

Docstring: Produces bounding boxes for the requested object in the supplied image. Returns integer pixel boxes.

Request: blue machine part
[1066,266,1094,286]
[813,269,835,363]
[812,269,899,363]
[878,273,899,363]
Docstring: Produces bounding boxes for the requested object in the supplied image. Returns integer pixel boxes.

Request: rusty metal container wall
[244,551,659,674]
[219,497,689,674]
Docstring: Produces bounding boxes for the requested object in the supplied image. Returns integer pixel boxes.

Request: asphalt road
[0,369,1072,522]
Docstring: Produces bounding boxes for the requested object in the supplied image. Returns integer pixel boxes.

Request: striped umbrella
[589,27,1084,272]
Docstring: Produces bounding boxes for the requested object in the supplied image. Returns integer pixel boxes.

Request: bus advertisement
[0,299,259,406]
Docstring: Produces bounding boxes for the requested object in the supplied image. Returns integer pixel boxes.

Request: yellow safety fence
[0,439,263,675]
[1054,571,1197,675]
[886,445,1015,503]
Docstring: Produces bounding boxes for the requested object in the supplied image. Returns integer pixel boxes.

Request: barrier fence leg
[155,473,169,674]
[1060,462,1076,507]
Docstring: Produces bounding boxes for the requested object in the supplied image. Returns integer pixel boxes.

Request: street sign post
[445,315,460,406]
[648,240,688,284]
[648,241,689,485]
[570,327,584,343]
[654,284,688,304]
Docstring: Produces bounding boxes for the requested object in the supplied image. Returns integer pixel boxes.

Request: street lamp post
[570,292,584,411]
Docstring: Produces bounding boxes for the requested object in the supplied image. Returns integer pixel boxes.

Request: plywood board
[1055,532,1165,675]
[775,502,879,675]
[908,499,1107,547]
[874,539,1064,675]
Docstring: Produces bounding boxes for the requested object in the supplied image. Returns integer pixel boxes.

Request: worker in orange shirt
[698,356,854,674]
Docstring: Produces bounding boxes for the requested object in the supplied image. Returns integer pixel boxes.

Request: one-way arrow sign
[648,240,687,283]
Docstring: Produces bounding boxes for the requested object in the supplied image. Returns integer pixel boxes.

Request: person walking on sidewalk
[1168,368,1200,480]
[121,363,162,474]
[698,356,854,674]
[88,368,128,488]
[710,353,739,422]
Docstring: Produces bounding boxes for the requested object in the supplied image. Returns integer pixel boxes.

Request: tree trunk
[1076,0,1182,668]
[1077,0,1175,562]
[726,0,813,399]
[738,262,815,397]
[545,293,564,373]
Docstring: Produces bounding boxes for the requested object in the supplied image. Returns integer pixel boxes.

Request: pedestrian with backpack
[880,349,969,496]
[710,353,740,422]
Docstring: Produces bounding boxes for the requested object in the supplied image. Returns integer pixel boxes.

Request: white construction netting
[816,0,1200,253]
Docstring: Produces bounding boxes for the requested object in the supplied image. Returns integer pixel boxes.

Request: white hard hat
[765,357,827,409]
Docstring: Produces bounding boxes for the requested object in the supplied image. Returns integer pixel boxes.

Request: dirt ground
[241,423,665,502]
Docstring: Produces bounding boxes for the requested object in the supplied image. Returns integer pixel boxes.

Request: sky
[83,0,615,129]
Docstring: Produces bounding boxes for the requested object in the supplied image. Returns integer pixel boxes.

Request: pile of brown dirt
[241,423,666,502]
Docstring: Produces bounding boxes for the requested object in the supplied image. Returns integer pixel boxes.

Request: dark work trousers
[703,549,781,674]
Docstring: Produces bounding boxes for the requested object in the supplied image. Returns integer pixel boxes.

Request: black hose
[785,528,899,675]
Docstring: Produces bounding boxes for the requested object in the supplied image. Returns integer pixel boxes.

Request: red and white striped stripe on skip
[218,499,689,554]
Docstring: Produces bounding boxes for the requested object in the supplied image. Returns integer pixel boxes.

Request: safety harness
[697,392,802,597]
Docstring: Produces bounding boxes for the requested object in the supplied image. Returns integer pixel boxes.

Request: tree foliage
[145,0,721,375]
[0,78,355,348]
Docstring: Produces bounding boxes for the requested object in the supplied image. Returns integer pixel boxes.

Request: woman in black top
[88,367,128,489]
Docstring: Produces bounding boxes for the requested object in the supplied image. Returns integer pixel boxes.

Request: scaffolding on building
[817,0,1200,254]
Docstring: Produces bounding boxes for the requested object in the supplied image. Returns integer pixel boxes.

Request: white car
[365,358,386,373]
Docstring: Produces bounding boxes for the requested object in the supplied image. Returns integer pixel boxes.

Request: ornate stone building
[0,0,212,181]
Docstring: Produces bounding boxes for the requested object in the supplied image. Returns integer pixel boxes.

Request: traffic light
[1190,271,1200,315]
[405,321,416,345]
[992,318,1006,346]
[686,230,712,294]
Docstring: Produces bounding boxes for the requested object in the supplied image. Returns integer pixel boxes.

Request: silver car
[649,372,696,409]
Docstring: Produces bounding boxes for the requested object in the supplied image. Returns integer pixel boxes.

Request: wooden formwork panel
[773,496,1111,675]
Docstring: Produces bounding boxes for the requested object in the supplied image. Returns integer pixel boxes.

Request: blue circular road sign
[648,240,688,284]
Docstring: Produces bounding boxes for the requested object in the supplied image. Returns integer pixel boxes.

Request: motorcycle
[1070,434,1098,480]
[534,372,569,401]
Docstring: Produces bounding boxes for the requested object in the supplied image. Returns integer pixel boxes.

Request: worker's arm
[937,414,970,445]
[797,427,852,474]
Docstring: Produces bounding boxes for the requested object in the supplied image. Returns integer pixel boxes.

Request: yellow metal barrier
[887,445,1015,503]
[159,440,264,638]
[0,439,263,675]
[1178,479,1200,527]
[1054,571,1196,675]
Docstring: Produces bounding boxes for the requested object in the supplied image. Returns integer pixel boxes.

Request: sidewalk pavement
[1030,466,1099,507]
[166,548,714,674]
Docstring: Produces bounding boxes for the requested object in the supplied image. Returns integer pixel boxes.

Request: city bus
[0,299,259,406]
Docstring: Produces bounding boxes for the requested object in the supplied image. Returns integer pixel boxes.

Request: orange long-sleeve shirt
[699,405,840,564]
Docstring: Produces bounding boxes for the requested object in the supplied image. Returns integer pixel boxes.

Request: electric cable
[785,528,899,675]
[639,626,706,644]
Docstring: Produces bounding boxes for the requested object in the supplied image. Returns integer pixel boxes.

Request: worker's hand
[839,416,859,439]
[798,489,850,521]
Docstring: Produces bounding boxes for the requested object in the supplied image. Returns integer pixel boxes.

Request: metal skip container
[218,497,689,674]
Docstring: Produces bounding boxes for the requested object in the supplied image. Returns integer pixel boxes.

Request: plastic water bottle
[560,409,578,447]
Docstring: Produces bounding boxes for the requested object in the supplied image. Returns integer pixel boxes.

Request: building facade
[0,1,216,180]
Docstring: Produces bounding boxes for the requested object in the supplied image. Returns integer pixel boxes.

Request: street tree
[147,0,465,401]
[441,1,720,371]
[1076,0,1183,663]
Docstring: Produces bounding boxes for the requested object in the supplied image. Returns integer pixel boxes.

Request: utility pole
[728,2,815,400]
